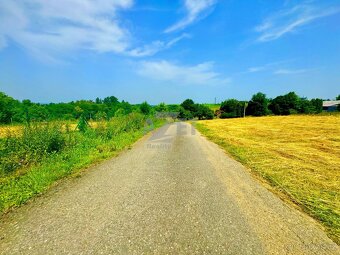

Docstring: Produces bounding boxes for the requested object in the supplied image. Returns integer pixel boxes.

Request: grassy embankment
[0,113,165,213]
[196,115,340,243]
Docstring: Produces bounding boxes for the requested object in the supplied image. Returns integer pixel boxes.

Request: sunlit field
[0,121,101,138]
[196,115,340,243]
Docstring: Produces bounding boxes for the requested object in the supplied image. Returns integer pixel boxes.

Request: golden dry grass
[197,115,340,243]
[0,121,100,138]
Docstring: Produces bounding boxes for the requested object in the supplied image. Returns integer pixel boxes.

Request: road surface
[0,122,338,254]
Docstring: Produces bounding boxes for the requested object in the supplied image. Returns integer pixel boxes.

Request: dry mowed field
[197,115,340,243]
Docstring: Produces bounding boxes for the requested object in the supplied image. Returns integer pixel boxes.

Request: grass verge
[195,115,340,244]
[0,114,165,214]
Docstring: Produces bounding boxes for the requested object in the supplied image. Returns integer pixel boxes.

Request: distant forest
[0,91,339,124]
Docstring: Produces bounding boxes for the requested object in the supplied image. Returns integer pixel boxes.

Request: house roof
[323,100,340,107]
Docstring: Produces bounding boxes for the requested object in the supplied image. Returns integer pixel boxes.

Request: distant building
[323,100,340,112]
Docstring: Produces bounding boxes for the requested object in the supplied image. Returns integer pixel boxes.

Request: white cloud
[128,34,190,57]
[248,66,267,73]
[137,60,230,85]
[165,0,217,33]
[0,1,132,56]
[255,4,340,42]
[245,60,294,74]
[274,68,309,75]
[0,0,186,61]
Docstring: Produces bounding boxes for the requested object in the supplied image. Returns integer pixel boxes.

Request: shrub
[246,92,269,116]
[0,123,65,176]
[220,99,245,118]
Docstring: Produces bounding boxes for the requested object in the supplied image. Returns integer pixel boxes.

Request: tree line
[0,92,157,124]
[218,92,339,118]
[1,91,339,124]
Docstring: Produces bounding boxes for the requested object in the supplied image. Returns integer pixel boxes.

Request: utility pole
[243,102,248,118]
[214,97,217,105]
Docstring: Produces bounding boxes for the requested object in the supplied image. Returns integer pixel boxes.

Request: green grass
[203,104,220,112]
[0,114,165,213]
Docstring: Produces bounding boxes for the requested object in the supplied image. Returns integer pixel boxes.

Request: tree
[269,92,300,115]
[337,95,340,111]
[155,102,167,112]
[95,97,102,104]
[310,99,323,113]
[140,101,151,115]
[178,107,193,120]
[0,92,19,123]
[220,99,244,118]
[103,96,118,105]
[196,105,214,120]
[181,99,198,113]
[246,92,269,116]
[298,98,313,114]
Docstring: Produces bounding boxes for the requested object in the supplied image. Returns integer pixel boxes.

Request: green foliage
[0,92,142,124]
[155,102,167,112]
[139,101,151,115]
[220,99,245,118]
[181,99,198,113]
[77,115,89,133]
[178,99,213,120]
[310,99,323,113]
[0,123,65,175]
[269,92,300,115]
[269,92,324,115]
[0,114,165,212]
[0,92,20,123]
[196,104,214,120]
[246,92,269,116]
[178,107,193,120]
[337,95,340,111]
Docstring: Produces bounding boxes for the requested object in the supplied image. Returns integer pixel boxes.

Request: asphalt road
[0,122,339,254]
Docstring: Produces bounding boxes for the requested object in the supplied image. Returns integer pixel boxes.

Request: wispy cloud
[137,60,230,85]
[255,3,340,42]
[0,0,187,61]
[165,0,217,33]
[128,34,190,57]
[245,60,295,73]
[274,68,311,75]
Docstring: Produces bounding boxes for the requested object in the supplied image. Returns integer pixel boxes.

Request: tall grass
[0,113,164,213]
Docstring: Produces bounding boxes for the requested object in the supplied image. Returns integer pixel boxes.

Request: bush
[220,99,245,118]
[140,101,151,115]
[0,123,65,175]
[246,92,269,116]
[196,105,214,120]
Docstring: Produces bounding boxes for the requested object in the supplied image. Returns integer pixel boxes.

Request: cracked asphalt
[0,122,339,254]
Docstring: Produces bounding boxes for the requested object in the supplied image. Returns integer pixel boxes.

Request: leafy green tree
[310,98,323,113]
[298,98,313,114]
[181,99,198,113]
[95,97,102,104]
[178,107,193,120]
[337,95,340,111]
[220,99,244,118]
[196,104,214,120]
[269,92,300,115]
[103,96,118,105]
[167,104,181,112]
[0,92,19,123]
[140,101,151,115]
[77,114,89,133]
[94,111,107,121]
[155,102,167,112]
[246,92,269,116]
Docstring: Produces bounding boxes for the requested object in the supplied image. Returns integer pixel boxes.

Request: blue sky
[0,0,339,104]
